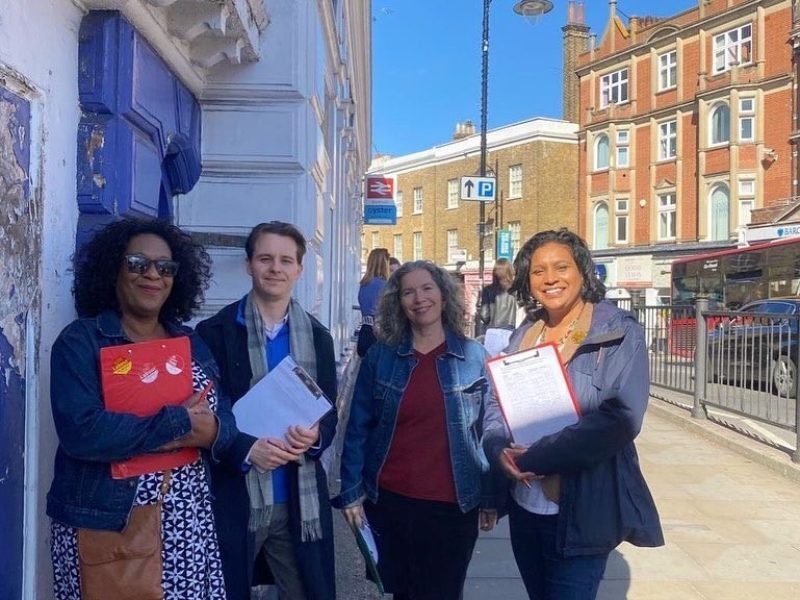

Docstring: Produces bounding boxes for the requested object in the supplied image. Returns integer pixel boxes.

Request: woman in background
[476,257,517,336]
[357,247,390,357]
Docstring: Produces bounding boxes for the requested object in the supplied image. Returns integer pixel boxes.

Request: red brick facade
[577,0,795,254]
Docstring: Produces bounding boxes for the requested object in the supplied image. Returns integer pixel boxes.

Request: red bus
[668,237,800,357]
[671,236,800,309]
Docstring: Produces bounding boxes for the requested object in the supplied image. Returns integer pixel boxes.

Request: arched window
[594,202,609,249]
[710,104,730,145]
[594,134,609,170]
[709,183,730,241]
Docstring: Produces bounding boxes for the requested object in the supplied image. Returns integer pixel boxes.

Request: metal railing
[637,300,800,461]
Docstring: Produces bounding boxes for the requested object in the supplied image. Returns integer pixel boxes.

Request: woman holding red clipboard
[47,218,237,600]
[483,229,663,600]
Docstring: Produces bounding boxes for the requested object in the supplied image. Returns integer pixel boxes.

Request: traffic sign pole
[475,0,490,337]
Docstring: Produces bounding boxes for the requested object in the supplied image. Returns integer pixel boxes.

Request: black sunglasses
[123,254,180,277]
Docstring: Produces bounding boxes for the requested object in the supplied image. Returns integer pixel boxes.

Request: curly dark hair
[73,218,211,322]
[375,260,467,346]
[510,228,606,313]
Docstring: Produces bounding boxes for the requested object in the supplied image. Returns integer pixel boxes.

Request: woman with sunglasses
[47,218,237,599]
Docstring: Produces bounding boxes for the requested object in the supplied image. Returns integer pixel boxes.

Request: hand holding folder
[99,336,200,479]
[348,518,385,594]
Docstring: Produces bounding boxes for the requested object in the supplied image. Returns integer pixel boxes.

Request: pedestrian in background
[483,228,663,599]
[48,218,235,599]
[336,260,497,600]
[476,257,517,337]
[389,256,401,274]
[357,247,390,357]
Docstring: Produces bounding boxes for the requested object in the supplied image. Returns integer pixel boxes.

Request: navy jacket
[483,301,664,556]
[46,310,237,531]
[334,328,494,512]
[196,299,338,600]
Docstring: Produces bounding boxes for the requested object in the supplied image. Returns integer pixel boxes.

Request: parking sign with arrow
[460,176,496,202]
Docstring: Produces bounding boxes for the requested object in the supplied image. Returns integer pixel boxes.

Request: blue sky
[372,0,697,157]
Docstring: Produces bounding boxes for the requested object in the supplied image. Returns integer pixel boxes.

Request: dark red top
[378,342,457,503]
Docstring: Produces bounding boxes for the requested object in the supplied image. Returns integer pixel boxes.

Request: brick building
[571,0,798,303]
[365,117,578,314]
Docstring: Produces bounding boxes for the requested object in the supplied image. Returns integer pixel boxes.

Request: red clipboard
[99,336,200,479]
[486,342,581,446]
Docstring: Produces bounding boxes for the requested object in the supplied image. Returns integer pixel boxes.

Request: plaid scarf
[244,292,323,542]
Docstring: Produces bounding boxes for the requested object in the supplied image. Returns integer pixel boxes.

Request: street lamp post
[475,0,553,333]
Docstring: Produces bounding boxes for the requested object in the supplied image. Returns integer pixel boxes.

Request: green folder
[349,518,385,594]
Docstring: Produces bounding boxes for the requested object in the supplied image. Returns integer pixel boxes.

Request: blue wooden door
[0,84,36,600]
[77,11,201,242]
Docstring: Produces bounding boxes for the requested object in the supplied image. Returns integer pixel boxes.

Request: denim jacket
[335,328,494,512]
[46,310,237,531]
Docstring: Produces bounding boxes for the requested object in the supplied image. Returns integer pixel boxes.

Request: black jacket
[196,299,338,600]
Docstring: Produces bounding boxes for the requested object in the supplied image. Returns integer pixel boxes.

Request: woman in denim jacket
[335,261,497,599]
[47,218,237,599]
[483,229,663,599]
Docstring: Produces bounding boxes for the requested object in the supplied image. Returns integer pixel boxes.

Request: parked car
[707,298,799,397]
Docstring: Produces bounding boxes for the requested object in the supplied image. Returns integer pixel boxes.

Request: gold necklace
[542,303,586,349]
[543,318,579,349]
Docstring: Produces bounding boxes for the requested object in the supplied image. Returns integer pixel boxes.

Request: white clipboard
[486,342,581,445]
[232,356,333,441]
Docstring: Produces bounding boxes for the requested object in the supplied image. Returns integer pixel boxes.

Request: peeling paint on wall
[0,83,39,600]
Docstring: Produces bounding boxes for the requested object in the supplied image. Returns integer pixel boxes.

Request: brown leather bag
[77,472,171,600]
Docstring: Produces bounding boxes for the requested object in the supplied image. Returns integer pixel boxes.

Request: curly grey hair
[374,260,467,346]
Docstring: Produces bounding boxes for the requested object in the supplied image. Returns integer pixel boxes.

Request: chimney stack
[562,1,590,123]
[453,120,476,140]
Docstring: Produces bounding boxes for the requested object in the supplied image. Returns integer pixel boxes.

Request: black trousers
[356,324,376,357]
[364,489,479,600]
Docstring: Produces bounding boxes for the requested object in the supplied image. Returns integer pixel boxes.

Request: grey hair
[374,260,467,346]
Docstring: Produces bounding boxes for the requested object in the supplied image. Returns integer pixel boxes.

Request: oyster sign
[364,174,397,225]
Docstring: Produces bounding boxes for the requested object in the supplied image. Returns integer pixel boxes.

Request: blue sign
[595,264,608,282]
[364,203,397,225]
[460,176,496,202]
[478,180,494,199]
[497,229,512,260]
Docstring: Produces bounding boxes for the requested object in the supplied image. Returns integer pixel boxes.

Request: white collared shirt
[263,312,288,340]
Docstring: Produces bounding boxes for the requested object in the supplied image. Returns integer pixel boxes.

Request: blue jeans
[509,501,608,600]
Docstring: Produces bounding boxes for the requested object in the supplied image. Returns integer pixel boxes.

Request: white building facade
[0,1,370,596]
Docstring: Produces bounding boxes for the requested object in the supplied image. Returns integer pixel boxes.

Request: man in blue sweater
[197,221,338,600]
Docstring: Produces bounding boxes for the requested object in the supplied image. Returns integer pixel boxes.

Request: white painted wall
[0,1,85,597]
[178,0,369,354]
[0,1,369,596]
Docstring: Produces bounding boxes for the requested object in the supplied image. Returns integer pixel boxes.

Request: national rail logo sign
[364,174,397,224]
[365,175,395,201]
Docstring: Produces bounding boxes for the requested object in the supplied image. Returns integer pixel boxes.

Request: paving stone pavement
[463,400,800,600]
[329,393,800,599]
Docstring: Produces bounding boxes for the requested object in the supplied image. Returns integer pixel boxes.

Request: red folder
[99,336,200,479]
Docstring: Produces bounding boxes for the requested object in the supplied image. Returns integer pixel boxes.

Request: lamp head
[513,0,554,18]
